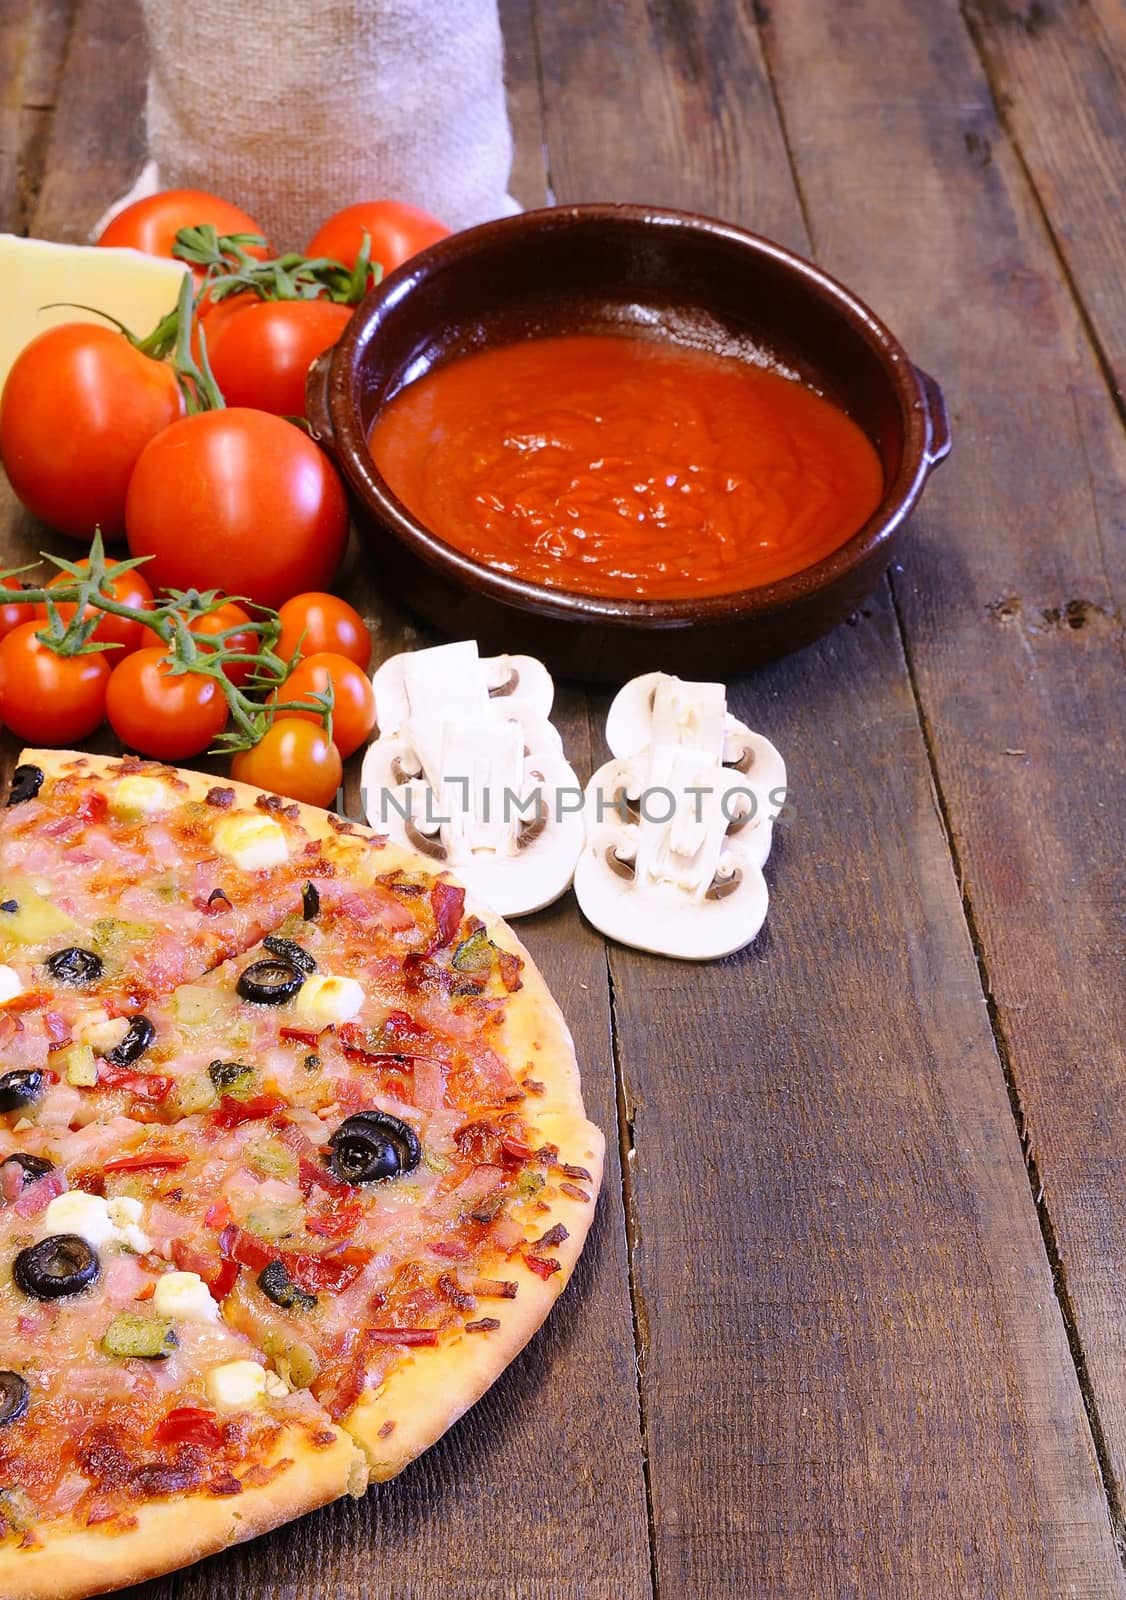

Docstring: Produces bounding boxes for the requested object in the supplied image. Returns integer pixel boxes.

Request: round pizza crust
[1,750,605,1594]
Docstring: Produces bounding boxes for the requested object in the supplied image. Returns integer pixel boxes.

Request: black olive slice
[301,881,320,920]
[0,1371,30,1425]
[45,946,103,986]
[328,1111,422,1186]
[206,887,232,911]
[0,1152,53,1183]
[236,958,306,1005]
[104,1015,156,1068]
[0,1069,46,1113]
[263,935,316,973]
[6,764,44,806]
[14,1234,100,1299]
[0,899,18,914]
[257,1260,318,1311]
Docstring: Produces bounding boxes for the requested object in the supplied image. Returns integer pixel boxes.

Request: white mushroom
[361,641,582,918]
[575,672,787,960]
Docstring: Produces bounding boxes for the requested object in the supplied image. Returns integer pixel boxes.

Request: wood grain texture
[0,0,76,233]
[500,0,551,210]
[3,2,653,1595]
[756,0,1126,1549]
[532,0,806,253]
[535,0,1126,1593]
[961,0,1126,404]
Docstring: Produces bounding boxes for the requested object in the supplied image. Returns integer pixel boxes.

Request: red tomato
[189,290,259,373]
[152,1408,223,1449]
[0,623,111,743]
[125,409,349,608]
[0,326,182,541]
[230,717,343,807]
[96,189,268,261]
[305,200,449,280]
[36,561,154,655]
[103,1153,189,1172]
[197,287,258,325]
[277,593,370,669]
[0,583,34,643]
[208,301,353,417]
[186,601,258,686]
[275,651,376,758]
[105,647,228,759]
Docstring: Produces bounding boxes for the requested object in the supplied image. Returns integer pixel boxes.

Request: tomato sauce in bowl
[368,332,884,601]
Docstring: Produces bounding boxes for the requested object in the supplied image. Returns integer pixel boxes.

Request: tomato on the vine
[277,593,370,669]
[186,601,258,686]
[275,651,375,758]
[36,561,154,655]
[305,200,449,280]
[231,718,342,807]
[105,647,228,759]
[0,623,111,744]
[0,583,35,644]
[125,409,349,608]
[208,301,353,417]
[0,325,182,541]
[96,190,268,262]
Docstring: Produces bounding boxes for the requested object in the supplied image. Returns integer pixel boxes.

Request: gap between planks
[893,584,1126,1554]
[515,7,656,1588]
[954,1,1126,430]
[749,0,1126,1564]
[606,944,662,1600]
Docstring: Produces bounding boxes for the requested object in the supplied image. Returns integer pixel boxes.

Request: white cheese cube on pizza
[153,1270,219,1322]
[207,1360,288,1409]
[212,814,289,871]
[105,1197,151,1254]
[111,774,174,818]
[42,1191,152,1254]
[74,1008,131,1055]
[293,974,364,1026]
[0,964,23,1004]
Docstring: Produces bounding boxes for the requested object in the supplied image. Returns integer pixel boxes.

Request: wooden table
[2,1,1124,1594]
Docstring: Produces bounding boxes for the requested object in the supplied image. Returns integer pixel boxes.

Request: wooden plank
[961,0,1126,404]
[500,0,551,210]
[2,1,653,1595]
[0,0,76,233]
[755,0,1126,1550]
[533,0,806,252]
[533,0,1126,1594]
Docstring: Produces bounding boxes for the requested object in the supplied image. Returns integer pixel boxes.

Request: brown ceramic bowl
[307,204,950,681]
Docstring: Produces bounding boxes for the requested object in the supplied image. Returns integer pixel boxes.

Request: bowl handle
[305,349,338,454]
[914,366,951,467]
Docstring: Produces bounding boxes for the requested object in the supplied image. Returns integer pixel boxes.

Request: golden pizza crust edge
[0,1422,362,1600]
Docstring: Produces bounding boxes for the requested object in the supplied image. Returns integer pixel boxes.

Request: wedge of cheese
[0,235,188,390]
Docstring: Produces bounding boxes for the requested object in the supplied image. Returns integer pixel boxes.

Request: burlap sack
[114,0,516,248]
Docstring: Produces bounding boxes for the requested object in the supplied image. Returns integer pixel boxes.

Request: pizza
[0,749,603,1599]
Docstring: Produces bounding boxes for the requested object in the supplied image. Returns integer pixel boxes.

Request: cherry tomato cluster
[0,545,374,807]
[237,595,376,805]
[0,190,450,609]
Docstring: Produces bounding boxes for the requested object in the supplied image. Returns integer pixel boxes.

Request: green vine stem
[0,533,334,753]
[174,226,380,313]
